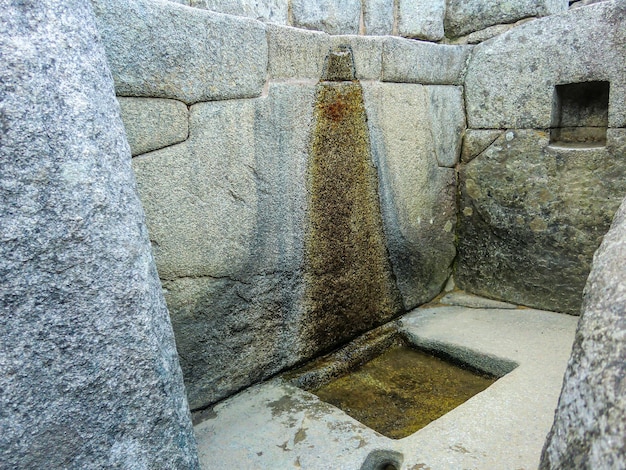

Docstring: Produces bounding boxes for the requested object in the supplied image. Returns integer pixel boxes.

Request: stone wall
[93,0,624,409]
[457,1,626,314]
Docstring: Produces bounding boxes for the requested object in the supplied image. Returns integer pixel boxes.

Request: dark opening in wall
[550,81,609,147]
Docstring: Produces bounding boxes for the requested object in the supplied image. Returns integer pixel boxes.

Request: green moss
[303,77,401,353]
[313,346,497,439]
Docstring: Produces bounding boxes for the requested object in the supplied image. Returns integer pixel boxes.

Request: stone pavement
[194,294,578,469]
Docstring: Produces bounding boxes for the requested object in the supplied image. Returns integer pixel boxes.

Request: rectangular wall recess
[550,81,609,147]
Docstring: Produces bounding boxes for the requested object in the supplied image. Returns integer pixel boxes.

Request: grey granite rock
[133,83,315,408]
[331,36,384,80]
[445,0,568,38]
[189,0,288,24]
[383,37,472,85]
[397,0,445,41]
[363,82,457,310]
[363,0,394,35]
[0,1,198,468]
[461,129,503,163]
[118,97,188,156]
[427,86,466,167]
[465,2,626,129]
[440,292,518,309]
[456,129,626,313]
[446,18,535,45]
[267,24,331,79]
[291,0,361,35]
[92,0,267,104]
[540,195,626,469]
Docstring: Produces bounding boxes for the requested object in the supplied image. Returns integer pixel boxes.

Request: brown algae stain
[294,427,307,445]
[303,49,402,353]
[312,346,496,439]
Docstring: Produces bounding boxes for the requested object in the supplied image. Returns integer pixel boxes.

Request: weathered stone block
[461,129,503,163]
[427,85,466,167]
[291,0,361,35]
[134,83,316,408]
[118,97,188,156]
[456,129,626,313]
[0,1,197,467]
[465,2,626,129]
[540,194,626,469]
[267,24,331,79]
[363,83,457,310]
[397,0,445,41]
[363,0,394,35]
[383,37,472,85]
[331,35,384,80]
[189,0,288,24]
[92,0,268,104]
[445,0,568,38]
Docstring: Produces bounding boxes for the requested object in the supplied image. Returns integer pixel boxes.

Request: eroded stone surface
[267,24,331,79]
[461,129,503,163]
[383,37,472,85]
[427,85,466,167]
[540,195,626,469]
[291,0,361,35]
[118,97,188,156]
[465,2,626,129]
[363,83,457,310]
[0,1,198,467]
[456,129,626,313]
[92,0,267,104]
[397,0,445,41]
[445,0,568,38]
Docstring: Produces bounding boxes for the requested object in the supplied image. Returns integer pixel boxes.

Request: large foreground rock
[456,129,626,313]
[0,1,198,467]
[540,195,626,468]
[92,0,267,104]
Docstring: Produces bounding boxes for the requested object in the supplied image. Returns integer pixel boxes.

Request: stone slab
[363,82,457,310]
[363,0,394,35]
[456,129,626,313]
[291,0,361,35]
[189,0,288,24]
[331,35,384,80]
[397,0,445,41]
[383,37,472,85]
[461,129,503,163]
[133,83,316,409]
[439,291,518,309]
[267,24,331,79]
[0,1,198,467]
[194,305,578,469]
[445,0,568,38]
[540,195,626,468]
[92,0,268,104]
[427,85,466,167]
[465,2,626,129]
[118,97,188,156]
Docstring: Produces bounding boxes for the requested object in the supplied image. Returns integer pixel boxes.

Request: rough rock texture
[189,0,288,24]
[118,97,188,156]
[363,83,457,310]
[465,2,626,129]
[291,0,361,35]
[92,0,267,104]
[383,37,472,85]
[0,1,198,468]
[446,18,535,45]
[461,129,503,163]
[427,86,466,167]
[363,0,394,35]
[331,36,384,80]
[133,83,315,409]
[302,60,402,355]
[397,0,445,41]
[457,129,626,313]
[445,0,568,38]
[267,25,331,79]
[540,195,626,469]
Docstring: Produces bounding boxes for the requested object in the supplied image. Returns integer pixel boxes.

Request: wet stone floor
[311,346,497,439]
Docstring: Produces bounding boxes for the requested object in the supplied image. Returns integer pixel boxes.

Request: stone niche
[550,81,610,146]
